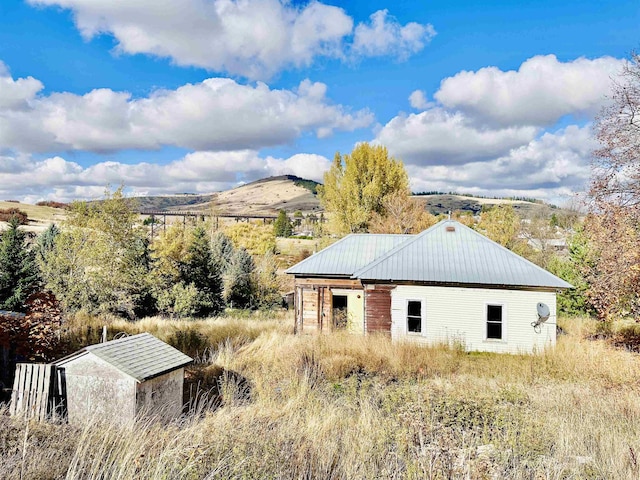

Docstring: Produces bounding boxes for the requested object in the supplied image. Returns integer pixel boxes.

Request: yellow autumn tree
[477,205,530,257]
[317,143,409,234]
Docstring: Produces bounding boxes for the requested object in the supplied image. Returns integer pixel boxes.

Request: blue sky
[0,0,638,203]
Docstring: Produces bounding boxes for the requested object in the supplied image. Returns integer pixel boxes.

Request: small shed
[54,333,192,424]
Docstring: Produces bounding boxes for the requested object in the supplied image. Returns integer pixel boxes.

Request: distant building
[54,333,192,424]
[286,220,572,354]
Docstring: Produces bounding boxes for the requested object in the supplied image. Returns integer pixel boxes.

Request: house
[286,220,572,354]
[54,333,192,424]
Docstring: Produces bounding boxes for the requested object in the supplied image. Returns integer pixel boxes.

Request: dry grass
[2,314,640,479]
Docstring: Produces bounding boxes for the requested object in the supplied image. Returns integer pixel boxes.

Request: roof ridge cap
[352,220,448,278]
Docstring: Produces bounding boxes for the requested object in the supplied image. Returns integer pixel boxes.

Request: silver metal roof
[353,220,572,289]
[285,234,412,276]
[57,333,192,382]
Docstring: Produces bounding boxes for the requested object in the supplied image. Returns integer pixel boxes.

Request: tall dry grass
[2,314,640,479]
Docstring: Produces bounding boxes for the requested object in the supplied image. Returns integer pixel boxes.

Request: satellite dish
[536,302,550,322]
[532,302,551,333]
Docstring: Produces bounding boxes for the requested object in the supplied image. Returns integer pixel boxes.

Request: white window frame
[406,299,425,336]
[484,302,506,342]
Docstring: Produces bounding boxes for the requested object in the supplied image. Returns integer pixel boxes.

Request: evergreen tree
[273,210,292,237]
[210,231,235,272]
[181,226,223,316]
[225,248,255,309]
[0,217,39,312]
[35,223,59,264]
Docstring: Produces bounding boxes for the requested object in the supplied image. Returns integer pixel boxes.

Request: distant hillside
[130,175,322,215]
[413,194,557,217]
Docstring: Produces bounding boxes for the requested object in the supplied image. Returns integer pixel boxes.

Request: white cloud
[28,1,434,80]
[408,90,430,110]
[375,108,538,165]
[0,61,43,110]
[434,54,623,126]
[406,125,594,203]
[0,68,373,153]
[0,150,331,202]
[352,10,436,60]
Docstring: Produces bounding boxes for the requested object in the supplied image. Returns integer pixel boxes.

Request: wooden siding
[364,285,394,334]
[301,288,320,334]
[293,278,364,334]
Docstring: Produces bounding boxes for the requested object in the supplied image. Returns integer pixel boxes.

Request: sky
[0,0,638,204]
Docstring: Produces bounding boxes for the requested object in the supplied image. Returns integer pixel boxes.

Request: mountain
[131,175,322,215]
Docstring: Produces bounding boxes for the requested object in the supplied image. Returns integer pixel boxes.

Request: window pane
[487,322,502,339]
[408,301,422,317]
[487,305,502,323]
[408,316,421,333]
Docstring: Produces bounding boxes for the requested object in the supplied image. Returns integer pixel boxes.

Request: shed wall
[61,354,136,425]
[136,368,184,419]
[390,285,557,354]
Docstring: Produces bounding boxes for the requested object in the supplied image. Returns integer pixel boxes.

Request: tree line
[0,189,282,322]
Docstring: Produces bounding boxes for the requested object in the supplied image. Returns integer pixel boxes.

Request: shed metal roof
[353,220,572,289]
[285,234,412,276]
[56,333,192,382]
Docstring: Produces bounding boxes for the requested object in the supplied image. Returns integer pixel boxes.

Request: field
[0,201,66,233]
[2,314,639,479]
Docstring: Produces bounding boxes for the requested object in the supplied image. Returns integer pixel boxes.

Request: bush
[156,282,215,318]
[0,208,28,224]
[35,201,68,209]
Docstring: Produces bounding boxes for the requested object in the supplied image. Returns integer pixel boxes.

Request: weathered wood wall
[293,278,363,334]
[365,285,394,334]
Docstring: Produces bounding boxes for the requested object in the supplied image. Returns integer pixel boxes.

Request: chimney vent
[445,226,456,232]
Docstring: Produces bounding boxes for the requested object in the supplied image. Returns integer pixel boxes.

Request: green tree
[0,217,39,312]
[273,210,293,237]
[477,205,530,256]
[40,187,154,318]
[547,227,595,316]
[180,226,223,316]
[317,142,410,234]
[225,248,255,308]
[35,223,60,265]
[210,231,235,273]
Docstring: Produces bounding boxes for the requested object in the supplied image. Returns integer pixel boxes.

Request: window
[407,300,422,333]
[486,304,503,340]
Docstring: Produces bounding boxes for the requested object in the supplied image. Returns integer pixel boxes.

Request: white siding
[391,285,557,354]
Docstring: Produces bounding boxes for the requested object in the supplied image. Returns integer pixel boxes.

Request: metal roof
[353,220,572,289]
[56,333,192,382]
[285,234,412,276]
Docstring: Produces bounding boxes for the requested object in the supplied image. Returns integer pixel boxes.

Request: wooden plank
[10,363,55,421]
[295,278,363,289]
[34,364,44,419]
[39,365,51,421]
[9,364,22,416]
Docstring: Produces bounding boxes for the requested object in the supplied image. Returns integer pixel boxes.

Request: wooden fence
[9,363,55,421]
